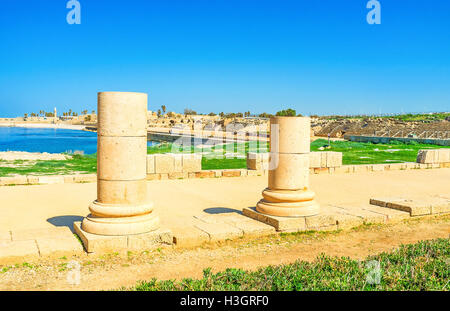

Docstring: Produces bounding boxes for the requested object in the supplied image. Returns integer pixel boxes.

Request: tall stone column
[81,92,159,235]
[256,116,319,217]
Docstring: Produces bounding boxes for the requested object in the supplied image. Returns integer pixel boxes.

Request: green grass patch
[129,238,449,291]
[0,154,97,177]
[1,139,449,175]
[311,139,450,165]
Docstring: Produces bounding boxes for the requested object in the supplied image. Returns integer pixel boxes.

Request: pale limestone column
[81,92,159,235]
[256,116,319,217]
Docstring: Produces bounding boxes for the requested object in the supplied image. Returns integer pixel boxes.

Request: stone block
[247,169,262,176]
[213,170,223,177]
[430,198,450,214]
[243,207,307,232]
[146,155,155,174]
[371,164,385,172]
[326,152,342,168]
[64,175,75,183]
[194,221,243,242]
[97,179,148,205]
[334,214,364,230]
[97,136,147,180]
[36,236,84,257]
[247,153,261,170]
[182,154,202,172]
[222,170,241,177]
[38,176,65,185]
[416,149,446,164]
[195,171,215,178]
[173,154,183,172]
[387,163,403,170]
[223,215,276,236]
[26,176,39,184]
[309,152,322,168]
[74,222,127,253]
[127,229,173,251]
[168,172,188,179]
[0,176,28,185]
[313,167,328,174]
[370,197,437,216]
[330,205,385,224]
[363,204,410,223]
[388,199,445,216]
[73,174,96,183]
[404,162,419,170]
[154,154,175,174]
[320,152,327,168]
[146,174,160,181]
[0,240,40,264]
[438,149,450,163]
[334,166,352,174]
[196,213,276,237]
[305,214,336,230]
[270,117,310,153]
[12,227,74,241]
[353,165,369,173]
[172,226,210,248]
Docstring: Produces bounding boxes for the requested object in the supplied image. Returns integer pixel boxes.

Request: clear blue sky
[0,0,449,117]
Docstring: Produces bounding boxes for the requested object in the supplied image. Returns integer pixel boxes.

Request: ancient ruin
[256,116,320,217]
[81,92,159,235]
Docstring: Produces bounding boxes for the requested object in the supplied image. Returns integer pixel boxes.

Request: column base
[74,222,172,254]
[256,188,320,217]
[81,212,160,236]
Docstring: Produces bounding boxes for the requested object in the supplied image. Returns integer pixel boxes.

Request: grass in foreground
[130,238,449,291]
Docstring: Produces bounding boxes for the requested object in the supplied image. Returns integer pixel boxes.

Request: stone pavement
[0,168,449,264]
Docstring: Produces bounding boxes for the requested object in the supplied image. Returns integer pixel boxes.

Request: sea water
[0,127,157,154]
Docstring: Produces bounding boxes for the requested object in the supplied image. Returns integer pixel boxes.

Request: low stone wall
[147,154,202,174]
[2,148,450,186]
[345,135,450,146]
[1,161,449,186]
[312,162,449,175]
[417,149,450,164]
[0,174,97,186]
[246,151,342,170]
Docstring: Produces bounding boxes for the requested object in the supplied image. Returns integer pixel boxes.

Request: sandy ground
[0,215,448,291]
[0,168,449,232]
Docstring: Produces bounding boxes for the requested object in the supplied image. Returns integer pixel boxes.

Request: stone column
[81,92,159,235]
[256,116,319,217]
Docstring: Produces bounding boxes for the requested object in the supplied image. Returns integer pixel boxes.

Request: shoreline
[0,122,87,131]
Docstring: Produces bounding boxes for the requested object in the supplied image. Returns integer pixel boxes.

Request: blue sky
[0,0,449,117]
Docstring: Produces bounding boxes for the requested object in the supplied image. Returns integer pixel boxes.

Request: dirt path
[0,215,449,291]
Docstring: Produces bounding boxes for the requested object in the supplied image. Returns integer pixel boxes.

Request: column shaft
[82,92,159,235]
[256,116,319,217]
